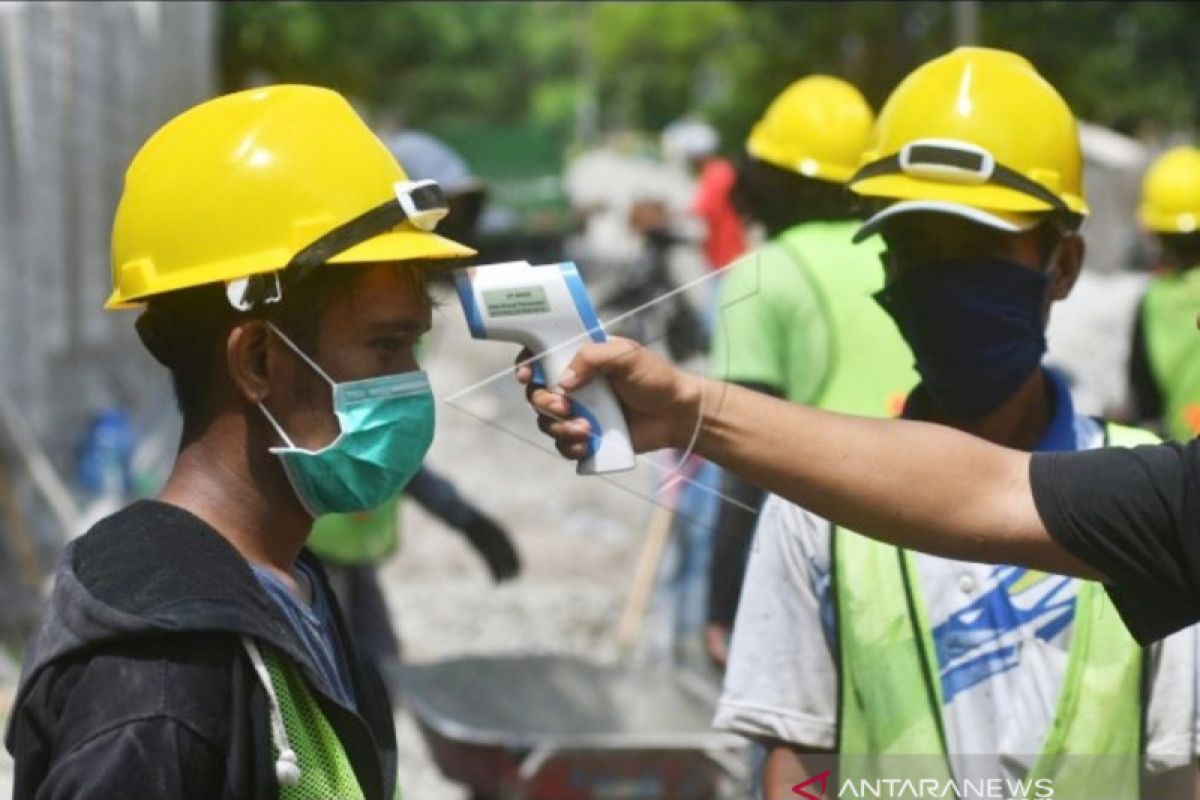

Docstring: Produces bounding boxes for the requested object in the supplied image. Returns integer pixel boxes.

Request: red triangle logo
[793,769,832,800]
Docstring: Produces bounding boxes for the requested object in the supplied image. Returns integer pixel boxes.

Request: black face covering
[875,257,1050,421]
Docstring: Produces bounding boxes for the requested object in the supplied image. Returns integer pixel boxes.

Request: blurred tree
[983,1,1200,136]
[707,2,952,145]
[221,2,578,130]
[220,1,1200,154]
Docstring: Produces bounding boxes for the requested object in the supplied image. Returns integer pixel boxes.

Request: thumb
[558,337,643,391]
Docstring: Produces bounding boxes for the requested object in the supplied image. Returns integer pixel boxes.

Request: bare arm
[522,338,1103,580]
[763,744,834,800]
[691,375,1102,579]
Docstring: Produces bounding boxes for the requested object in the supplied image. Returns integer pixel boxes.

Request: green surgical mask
[258,323,435,517]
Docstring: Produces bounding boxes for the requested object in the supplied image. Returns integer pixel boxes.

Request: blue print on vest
[931,566,1076,703]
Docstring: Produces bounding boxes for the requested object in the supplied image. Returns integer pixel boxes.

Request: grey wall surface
[0,2,214,553]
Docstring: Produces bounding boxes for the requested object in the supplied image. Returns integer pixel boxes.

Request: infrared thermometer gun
[454,261,637,475]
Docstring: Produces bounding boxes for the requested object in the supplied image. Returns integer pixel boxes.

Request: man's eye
[372,337,407,353]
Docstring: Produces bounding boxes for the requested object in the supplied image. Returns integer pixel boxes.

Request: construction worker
[520,45,1200,777]
[5,85,474,798]
[704,75,916,668]
[1130,146,1200,440]
[712,48,1198,799]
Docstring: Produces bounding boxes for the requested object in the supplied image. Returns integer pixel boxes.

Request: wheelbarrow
[400,654,749,800]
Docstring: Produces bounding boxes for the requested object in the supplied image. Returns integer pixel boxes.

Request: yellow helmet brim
[851,173,1088,216]
[1138,204,1200,234]
[105,228,476,310]
[325,227,476,266]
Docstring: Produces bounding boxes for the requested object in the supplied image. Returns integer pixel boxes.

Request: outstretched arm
[689,372,1101,578]
[521,337,1102,580]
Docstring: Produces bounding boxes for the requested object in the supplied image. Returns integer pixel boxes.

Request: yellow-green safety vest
[261,648,402,800]
[1142,269,1200,440]
[834,422,1158,799]
[777,224,916,416]
[307,496,402,566]
[263,649,368,799]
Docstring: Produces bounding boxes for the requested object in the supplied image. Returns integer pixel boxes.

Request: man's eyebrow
[365,319,431,335]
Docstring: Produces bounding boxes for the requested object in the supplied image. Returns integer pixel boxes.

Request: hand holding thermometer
[454,261,637,475]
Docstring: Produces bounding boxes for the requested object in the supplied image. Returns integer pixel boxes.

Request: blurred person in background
[1130,145,1200,441]
[703,75,916,669]
[662,116,748,277]
[5,85,474,799]
[387,128,489,249]
[307,126,522,699]
[619,123,728,669]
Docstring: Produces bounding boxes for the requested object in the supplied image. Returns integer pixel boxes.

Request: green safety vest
[776,224,916,416]
[263,650,366,799]
[1142,269,1200,440]
[834,422,1157,799]
[307,496,402,566]
[263,649,402,800]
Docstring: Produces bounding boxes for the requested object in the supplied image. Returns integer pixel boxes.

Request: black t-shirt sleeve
[1030,439,1200,644]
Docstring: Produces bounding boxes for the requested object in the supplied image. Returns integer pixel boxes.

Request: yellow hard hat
[1139,146,1200,233]
[107,84,475,310]
[746,75,874,183]
[849,47,1088,242]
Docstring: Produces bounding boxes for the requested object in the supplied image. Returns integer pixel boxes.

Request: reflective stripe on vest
[1142,269,1200,440]
[776,223,916,416]
[263,651,368,800]
[833,422,1151,796]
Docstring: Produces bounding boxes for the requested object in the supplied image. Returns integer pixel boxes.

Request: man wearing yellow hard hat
[523,49,1200,797]
[712,48,1198,798]
[704,75,915,668]
[1130,146,1200,441]
[5,85,473,798]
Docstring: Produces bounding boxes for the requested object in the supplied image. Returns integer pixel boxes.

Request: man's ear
[226,319,272,403]
[1048,233,1085,302]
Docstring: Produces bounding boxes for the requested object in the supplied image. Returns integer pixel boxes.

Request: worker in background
[662,116,747,277]
[308,127,521,698]
[714,48,1199,799]
[1129,145,1200,440]
[387,128,489,248]
[6,85,474,798]
[704,76,916,668]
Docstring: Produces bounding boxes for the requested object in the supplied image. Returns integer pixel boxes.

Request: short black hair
[731,154,855,237]
[1157,233,1200,269]
[136,262,433,439]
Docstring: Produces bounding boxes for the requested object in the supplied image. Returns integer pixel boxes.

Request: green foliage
[221,2,578,129]
[220,0,1200,162]
[983,1,1200,133]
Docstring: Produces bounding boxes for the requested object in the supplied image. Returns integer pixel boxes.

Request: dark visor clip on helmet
[226,179,450,311]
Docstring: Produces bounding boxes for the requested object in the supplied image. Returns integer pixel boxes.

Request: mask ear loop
[258,402,298,449]
[266,322,338,389]
[257,322,341,449]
